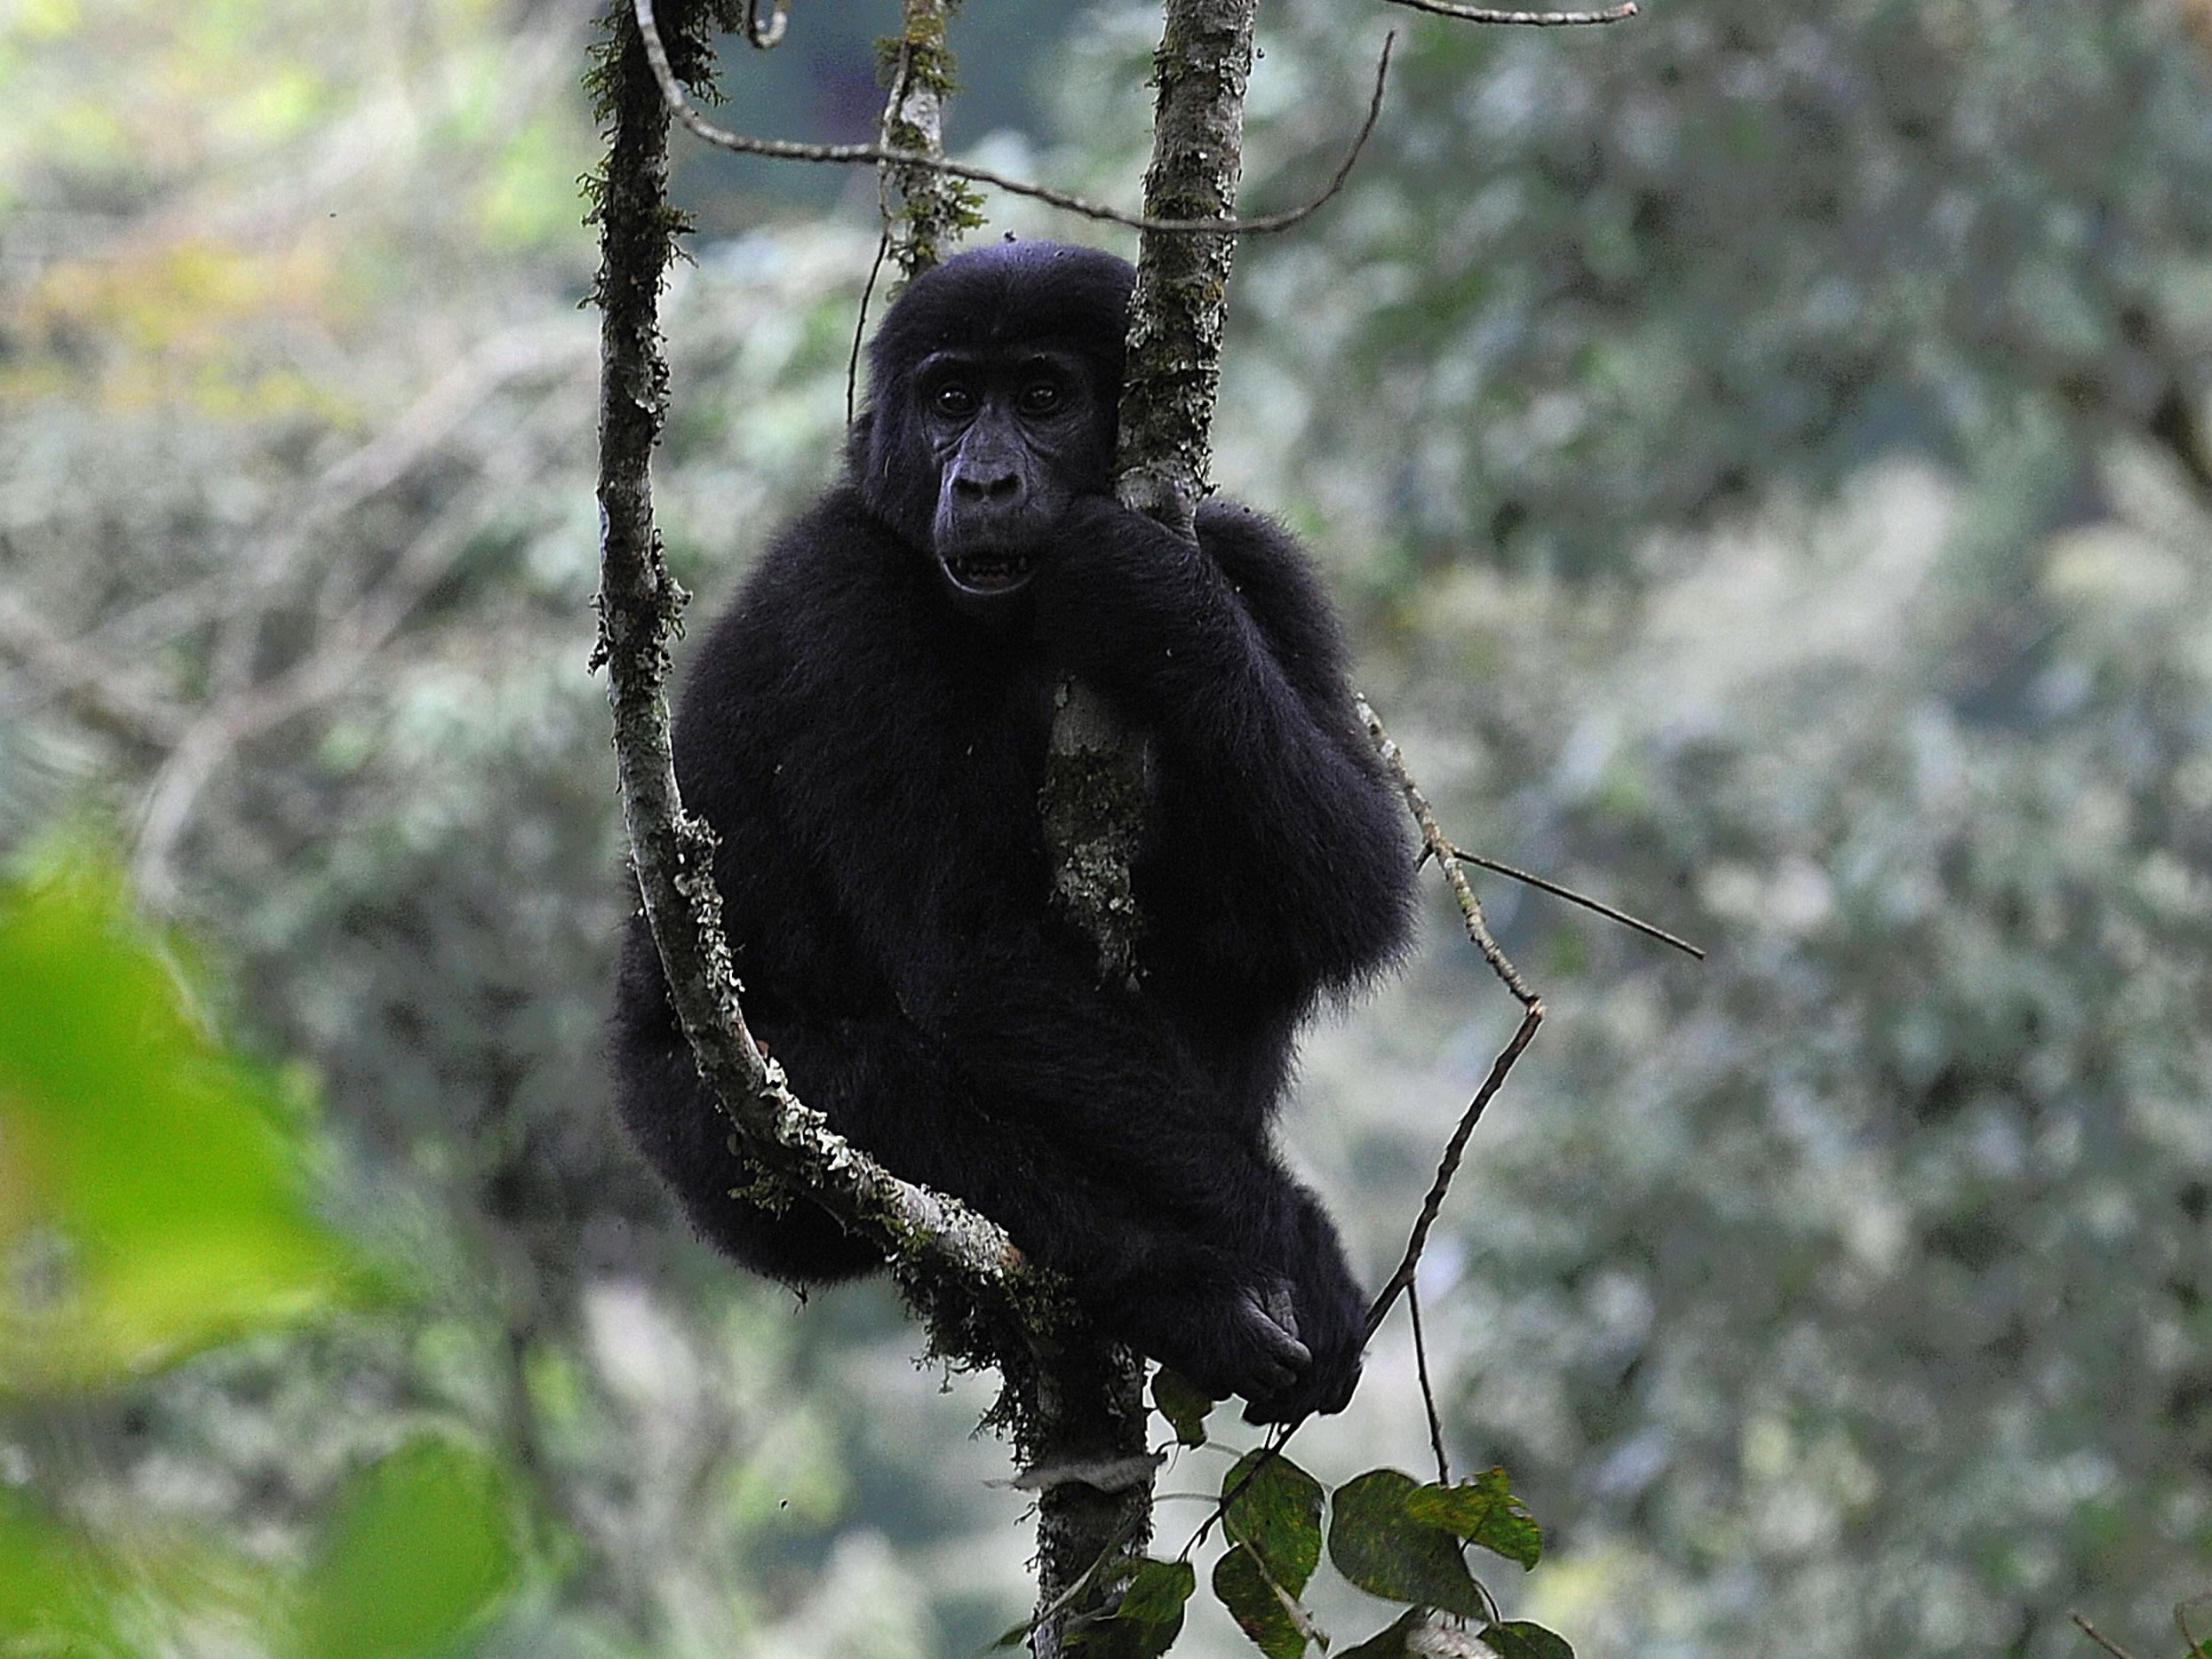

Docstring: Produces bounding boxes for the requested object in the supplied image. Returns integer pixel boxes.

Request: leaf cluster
[1064,1387,1570,1659]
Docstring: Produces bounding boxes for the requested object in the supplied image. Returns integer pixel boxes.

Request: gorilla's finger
[1261,1282,1301,1345]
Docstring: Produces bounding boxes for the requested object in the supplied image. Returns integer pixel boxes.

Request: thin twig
[1357,695,1547,1337]
[1385,0,1636,22]
[742,0,787,48]
[2181,1600,2210,1659]
[1366,1004,1542,1338]
[633,0,1394,238]
[1358,697,1539,1011]
[847,229,890,427]
[2071,1613,2146,1659]
[1442,842,1705,959]
[1408,1281,1451,1485]
[846,21,911,427]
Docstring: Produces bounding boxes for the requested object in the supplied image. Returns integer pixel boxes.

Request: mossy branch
[587,0,1057,1400]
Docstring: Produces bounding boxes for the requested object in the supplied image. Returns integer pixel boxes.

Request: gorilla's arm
[1033,496,1415,1003]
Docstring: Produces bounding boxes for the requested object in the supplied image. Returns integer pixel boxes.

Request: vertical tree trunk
[1032,4,1258,1654]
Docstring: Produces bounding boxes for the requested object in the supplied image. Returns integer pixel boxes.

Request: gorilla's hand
[1123,1275,1312,1408]
[1242,1191,1368,1424]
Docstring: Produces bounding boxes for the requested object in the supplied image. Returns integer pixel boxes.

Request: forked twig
[1436,841,1705,959]
[1358,695,1546,1338]
[633,0,1395,238]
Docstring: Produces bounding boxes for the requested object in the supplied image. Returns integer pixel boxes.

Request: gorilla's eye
[1019,383,1063,416]
[934,383,978,417]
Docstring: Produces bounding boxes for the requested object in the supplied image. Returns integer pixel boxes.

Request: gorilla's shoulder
[1194,496,1325,600]
[1193,498,1349,688]
[745,484,900,597]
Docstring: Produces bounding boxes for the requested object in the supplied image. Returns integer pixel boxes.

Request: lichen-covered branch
[877,0,983,279]
[1031,4,1261,1652]
[586,0,1046,1367]
[1384,0,1635,24]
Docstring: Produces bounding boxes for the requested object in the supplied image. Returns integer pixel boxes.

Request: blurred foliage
[0,856,526,1654]
[1,0,2209,1655]
[0,854,383,1392]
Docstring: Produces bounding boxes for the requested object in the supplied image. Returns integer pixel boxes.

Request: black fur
[612,242,1414,1420]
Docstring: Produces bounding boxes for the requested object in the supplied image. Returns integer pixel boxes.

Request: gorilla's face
[915,346,1110,608]
[850,242,1135,618]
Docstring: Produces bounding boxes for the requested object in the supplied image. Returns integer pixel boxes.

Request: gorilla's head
[851,242,1134,610]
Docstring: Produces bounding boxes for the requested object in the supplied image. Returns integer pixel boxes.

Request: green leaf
[0,858,386,1394]
[289,1435,527,1659]
[1404,1468,1544,1569]
[0,1486,126,1650]
[1337,1609,1424,1657]
[1481,1621,1575,1659]
[1068,1558,1196,1658]
[1152,1366,1215,1448]
[1221,1448,1325,1594]
[1327,1469,1487,1620]
[1213,1544,1321,1659]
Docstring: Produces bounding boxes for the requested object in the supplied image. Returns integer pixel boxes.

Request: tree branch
[1383,0,1636,23]
[632,0,1390,239]
[587,0,1046,1373]
[1357,697,1546,1338]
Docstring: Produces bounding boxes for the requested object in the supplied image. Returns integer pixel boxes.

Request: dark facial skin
[918,346,1110,614]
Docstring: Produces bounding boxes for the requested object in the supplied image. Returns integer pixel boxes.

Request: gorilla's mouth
[942,551,1038,594]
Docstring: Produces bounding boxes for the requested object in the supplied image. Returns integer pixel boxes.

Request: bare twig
[1359,698,1539,1011]
[2180,1599,2211,1659]
[1385,0,1636,22]
[846,229,891,427]
[1409,1281,1451,1484]
[1367,1004,1542,1338]
[633,0,1394,239]
[1358,695,1547,1338]
[1440,841,1705,959]
[131,388,582,903]
[741,0,787,48]
[2071,1612,2146,1659]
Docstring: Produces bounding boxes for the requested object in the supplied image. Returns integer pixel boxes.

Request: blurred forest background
[3,0,2210,1655]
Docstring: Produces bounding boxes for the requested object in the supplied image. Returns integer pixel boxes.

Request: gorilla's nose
[951,465,1022,504]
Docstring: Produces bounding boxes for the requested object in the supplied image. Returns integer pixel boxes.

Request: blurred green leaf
[1481,1620,1576,1659]
[1327,1469,1486,1621]
[1337,1608,1424,1657]
[1067,1557,1195,1658]
[1221,1448,1324,1595]
[1151,1365,1213,1449]
[0,1485,125,1651]
[288,1434,527,1659]
[1212,1543,1317,1659]
[0,856,385,1394]
[1404,1468,1543,1570]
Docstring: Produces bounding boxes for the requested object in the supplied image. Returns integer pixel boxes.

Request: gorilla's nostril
[955,470,1020,501]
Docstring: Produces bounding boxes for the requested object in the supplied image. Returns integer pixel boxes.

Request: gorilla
[612,241,1413,1422]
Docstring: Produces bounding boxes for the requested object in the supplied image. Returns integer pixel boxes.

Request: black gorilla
[612,242,1413,1421]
